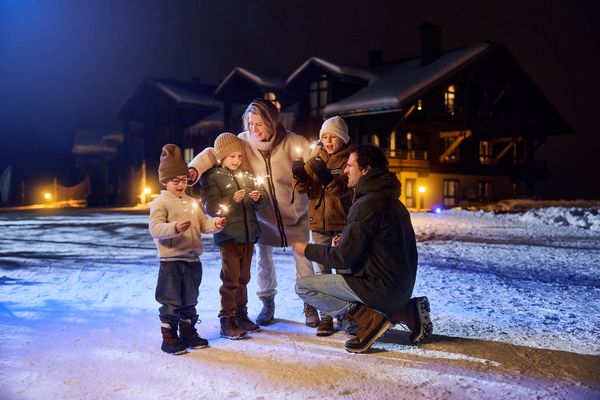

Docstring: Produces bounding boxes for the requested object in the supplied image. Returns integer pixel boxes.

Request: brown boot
[179,316,209,349]
[220,315,247,340]
[316,314,334,337]
[304,303,320,328]
[160,322,187,355]
[344,304,393,353]
[235,309,260,332]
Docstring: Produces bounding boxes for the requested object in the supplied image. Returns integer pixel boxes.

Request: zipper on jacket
[260,150,287,247]
[232,173,250,243]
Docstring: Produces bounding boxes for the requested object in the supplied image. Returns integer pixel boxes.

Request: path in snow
[0,208,598,399]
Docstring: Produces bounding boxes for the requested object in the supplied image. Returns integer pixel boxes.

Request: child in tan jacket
[149,144,225,355]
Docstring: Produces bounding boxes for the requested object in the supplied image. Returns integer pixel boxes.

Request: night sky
[1,0,598,197]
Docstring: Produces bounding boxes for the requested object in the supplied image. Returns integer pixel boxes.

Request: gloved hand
[310,157,333,185]
[292,158,309,182]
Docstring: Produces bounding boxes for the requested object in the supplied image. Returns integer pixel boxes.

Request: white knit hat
[319,116,350,144]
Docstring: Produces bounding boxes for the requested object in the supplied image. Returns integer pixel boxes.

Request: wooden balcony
[383,149,430,169]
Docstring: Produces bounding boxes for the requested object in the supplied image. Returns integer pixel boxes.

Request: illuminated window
[371,134,380,146]
[445,85,456,116]
[479,140,493,164]
[443,137,459,162]
[443,179,459,207]
[405,179,416,208]
[478,181,492,201]
[309,75,329,117]
[184,148,194,163]
[263,91,281,111]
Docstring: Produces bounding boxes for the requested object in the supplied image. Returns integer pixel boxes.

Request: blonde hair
[242,99,280,138]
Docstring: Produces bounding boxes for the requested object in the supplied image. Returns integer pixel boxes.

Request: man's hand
[214,217,226,229]
[292,159,309,182]
[310,157,333,185]
[233,189,246,203]
[292,242,308,257]
[248,190,261,202]
[176,220,191,233]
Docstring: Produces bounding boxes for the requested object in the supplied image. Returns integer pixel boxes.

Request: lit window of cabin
[309,75,329,117]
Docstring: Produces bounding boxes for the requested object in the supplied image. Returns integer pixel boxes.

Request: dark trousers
[155,260,202,324]
[219,242,254,316]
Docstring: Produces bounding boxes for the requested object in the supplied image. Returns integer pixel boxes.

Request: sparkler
[217,203,230,216]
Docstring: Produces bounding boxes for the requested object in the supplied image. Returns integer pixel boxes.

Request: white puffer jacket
[189,128,310,247]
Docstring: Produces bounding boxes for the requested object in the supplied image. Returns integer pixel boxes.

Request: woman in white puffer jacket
[188,100,319,327]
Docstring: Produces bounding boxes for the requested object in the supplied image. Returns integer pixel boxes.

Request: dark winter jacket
[305,167,417,315]
[199,167,268,246]
[293,146,353,232]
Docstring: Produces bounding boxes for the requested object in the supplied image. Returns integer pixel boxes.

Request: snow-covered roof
[185,109,224,135]
[215,67,286,96]
[152,80,221,108]
[72,130,123,155]
[286,57,376,90]
[324,43,492,116]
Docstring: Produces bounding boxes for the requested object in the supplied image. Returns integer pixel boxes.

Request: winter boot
[256,294,275,326]
[304,303,320,328]
[408,296,433,344]
[316,314,334,337]
[160,322,187,355]
[389,296,433,345]
[219,315,247,340]
[179,316,209,349]
[344,304,393,353]
[235,309,260,332]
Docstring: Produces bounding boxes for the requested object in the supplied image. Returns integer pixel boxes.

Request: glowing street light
[418,186,426,210]
[43,193,52,200]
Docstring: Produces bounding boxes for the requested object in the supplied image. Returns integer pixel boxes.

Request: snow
[324,43,490,116]
[1,207,599,399]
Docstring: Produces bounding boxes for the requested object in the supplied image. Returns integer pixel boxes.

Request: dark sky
[1,0,598,197]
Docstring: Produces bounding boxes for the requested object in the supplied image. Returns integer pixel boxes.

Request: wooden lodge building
[109,23,569,209]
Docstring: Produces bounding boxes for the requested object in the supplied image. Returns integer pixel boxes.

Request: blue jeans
[295,274,362,318]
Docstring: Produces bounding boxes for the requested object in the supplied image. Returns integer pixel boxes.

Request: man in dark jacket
[293,144,432,353]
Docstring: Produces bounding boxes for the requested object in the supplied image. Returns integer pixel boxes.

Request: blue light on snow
[435,208,442,214]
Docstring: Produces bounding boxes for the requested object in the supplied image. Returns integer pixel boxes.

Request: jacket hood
[355,167,401,200]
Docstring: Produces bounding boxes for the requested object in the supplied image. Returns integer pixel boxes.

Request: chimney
[368,50,383,66]
[419,22,441,66]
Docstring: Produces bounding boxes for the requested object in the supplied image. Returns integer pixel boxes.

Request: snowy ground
[0,207,599,399]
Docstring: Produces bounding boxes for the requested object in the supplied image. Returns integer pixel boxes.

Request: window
[405,179,416,208]
[371,134,380,147]
[445,85,456,116]
[478,181,492,201]
[263,91,281,111]
[479,140,493,165]
[443,137,459,162]
[184,148,194,163]
[309,75,329,117]
[443,179,459,207]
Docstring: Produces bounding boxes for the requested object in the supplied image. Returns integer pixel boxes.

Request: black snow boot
[160,322,187,355]
[179,315,209,349]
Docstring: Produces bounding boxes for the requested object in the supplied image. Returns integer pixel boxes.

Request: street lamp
[418,186,426,210]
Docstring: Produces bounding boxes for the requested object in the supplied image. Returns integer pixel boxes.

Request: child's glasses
[170,177,188,185]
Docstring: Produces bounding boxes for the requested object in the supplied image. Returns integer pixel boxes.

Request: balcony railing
[383,149,429,169]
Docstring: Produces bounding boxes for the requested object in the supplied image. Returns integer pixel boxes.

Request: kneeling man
[293,144,432,353]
